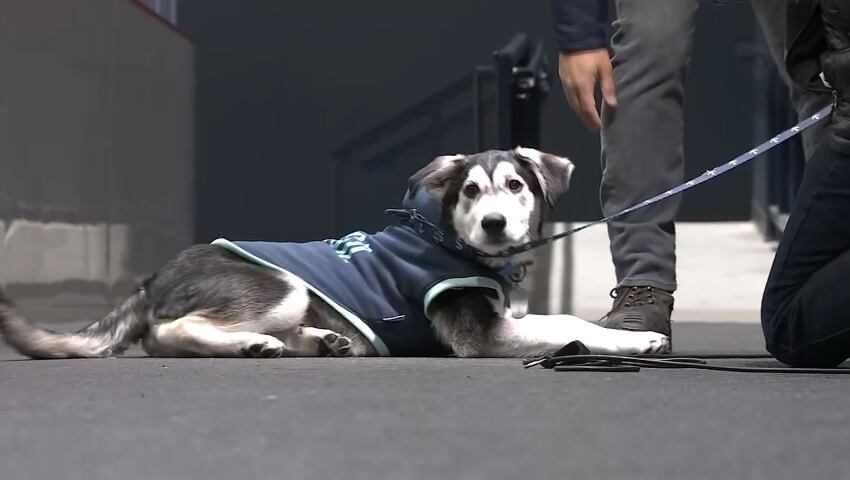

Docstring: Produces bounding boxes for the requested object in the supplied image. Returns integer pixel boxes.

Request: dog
[0,148,669,359]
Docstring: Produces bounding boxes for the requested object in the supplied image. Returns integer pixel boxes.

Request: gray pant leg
[600,0,699,293]
[751,0,832,158]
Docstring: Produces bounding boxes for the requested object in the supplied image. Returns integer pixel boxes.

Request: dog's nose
[481,214,507,235]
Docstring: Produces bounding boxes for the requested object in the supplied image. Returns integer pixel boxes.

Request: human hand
[558,49,617,131]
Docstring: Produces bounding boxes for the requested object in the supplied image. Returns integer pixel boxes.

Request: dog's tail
[0,287,150,359]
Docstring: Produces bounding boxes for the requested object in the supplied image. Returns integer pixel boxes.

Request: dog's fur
[0,148,669,359]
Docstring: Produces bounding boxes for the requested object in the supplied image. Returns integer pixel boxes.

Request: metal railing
[329,33,551,235]
[474,33,550,151]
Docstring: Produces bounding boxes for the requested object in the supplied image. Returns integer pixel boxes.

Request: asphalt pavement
[2,321,849,480]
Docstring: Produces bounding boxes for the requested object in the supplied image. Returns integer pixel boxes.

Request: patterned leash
[387,104,832,259]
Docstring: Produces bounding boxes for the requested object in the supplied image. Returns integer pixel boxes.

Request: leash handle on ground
[529,354,850,374]
[522,342,850,374]
[387,104,833,259]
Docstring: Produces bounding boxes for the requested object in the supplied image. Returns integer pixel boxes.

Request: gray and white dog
[0,148,669,359]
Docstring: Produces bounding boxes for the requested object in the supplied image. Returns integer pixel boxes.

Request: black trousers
[762,135,850,367]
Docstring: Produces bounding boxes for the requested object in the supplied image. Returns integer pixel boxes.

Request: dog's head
[408,148,574,264]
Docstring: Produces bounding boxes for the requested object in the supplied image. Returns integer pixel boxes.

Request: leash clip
[501,263,529,319]
[508,264,527,283]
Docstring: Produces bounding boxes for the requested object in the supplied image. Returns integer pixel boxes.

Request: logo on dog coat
[324,231,373,263]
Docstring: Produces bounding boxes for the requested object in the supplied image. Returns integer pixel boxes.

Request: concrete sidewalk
[2,322,850,480]
[571,222,776,323]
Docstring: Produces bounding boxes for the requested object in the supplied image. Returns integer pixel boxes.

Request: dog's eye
[508,179,523,192]
[463,183,480,198]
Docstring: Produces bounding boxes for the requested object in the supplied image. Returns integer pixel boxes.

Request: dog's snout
[481,214,507,235]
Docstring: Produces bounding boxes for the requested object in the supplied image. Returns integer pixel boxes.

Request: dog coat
[212,192,507,356]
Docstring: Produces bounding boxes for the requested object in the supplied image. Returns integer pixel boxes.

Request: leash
[387,104,832,259]
[523,341,850,374]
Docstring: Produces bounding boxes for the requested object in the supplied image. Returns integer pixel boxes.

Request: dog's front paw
[242,338,286,358]
[621,331,670,355]
[595,330,670,355]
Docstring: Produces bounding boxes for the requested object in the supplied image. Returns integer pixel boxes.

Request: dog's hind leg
[274,326,352,357]
[143,315,287,358]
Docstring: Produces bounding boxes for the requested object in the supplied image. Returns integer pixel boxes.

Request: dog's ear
[408,154,469,200]
[513,147,575,207]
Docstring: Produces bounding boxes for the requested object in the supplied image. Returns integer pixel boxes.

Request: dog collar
[385,208,491,258]
[385,208,530,276]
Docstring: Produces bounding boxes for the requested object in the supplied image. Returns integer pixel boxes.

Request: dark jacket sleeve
[785,0,829,93]
[550,0,609,52]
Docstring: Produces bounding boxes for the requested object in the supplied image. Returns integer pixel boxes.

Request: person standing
[550,0,830,342]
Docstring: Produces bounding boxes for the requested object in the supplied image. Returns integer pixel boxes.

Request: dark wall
[180,1,758,243]
[0,0,194,306]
